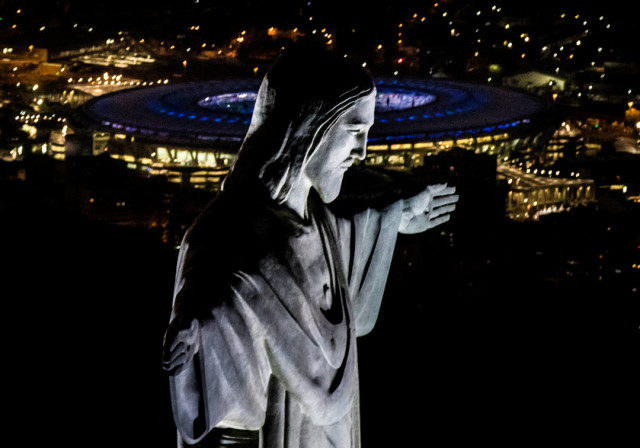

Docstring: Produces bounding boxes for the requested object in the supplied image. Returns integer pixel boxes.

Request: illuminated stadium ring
[80,77,550,150]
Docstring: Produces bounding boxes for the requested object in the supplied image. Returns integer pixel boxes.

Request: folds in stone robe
[167,186,403,448]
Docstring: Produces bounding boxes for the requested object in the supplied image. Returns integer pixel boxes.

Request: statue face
[304,92,376,203]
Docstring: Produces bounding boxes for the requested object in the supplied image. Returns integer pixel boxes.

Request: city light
[2,2,638,273]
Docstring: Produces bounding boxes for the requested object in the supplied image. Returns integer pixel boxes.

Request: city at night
[1,1,639,446]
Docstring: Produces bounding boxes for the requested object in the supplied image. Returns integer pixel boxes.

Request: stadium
[74,77,556,188]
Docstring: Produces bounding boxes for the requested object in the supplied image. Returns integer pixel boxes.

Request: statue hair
[222,45,376,203]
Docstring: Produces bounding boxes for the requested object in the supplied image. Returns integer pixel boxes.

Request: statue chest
[254,214,353,375]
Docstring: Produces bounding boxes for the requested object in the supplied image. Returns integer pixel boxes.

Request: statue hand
[399,183,458,234]
[162,317,200,375]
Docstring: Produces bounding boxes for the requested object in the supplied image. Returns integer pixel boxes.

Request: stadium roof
[79,77,550,149]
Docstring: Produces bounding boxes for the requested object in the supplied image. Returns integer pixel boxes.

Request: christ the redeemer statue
[162,45,458,448]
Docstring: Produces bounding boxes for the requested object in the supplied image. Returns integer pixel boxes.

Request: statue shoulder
[180,192,291,282]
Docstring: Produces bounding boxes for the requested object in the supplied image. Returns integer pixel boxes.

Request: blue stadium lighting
[81,78,547,149]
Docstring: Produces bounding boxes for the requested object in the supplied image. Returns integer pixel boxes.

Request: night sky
[1,0,634,40]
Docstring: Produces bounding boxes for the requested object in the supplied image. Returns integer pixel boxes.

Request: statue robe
[168,190,403,448]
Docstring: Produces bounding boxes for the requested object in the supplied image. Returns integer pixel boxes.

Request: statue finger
[427,213,450,229]
[431,194,459,208]
[162,351,187,372]
[429,203,456,218]
[167,332,187,352]
[163,341,187,363]
[432,186,457,198]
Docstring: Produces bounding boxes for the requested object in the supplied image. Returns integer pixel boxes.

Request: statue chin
[314,178,343,204]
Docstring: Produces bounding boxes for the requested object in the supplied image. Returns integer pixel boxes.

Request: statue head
[303,92,375,203]
[222,44,376,204]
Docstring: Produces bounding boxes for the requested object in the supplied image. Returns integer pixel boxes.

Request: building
[498,163,595,221]
[0,46,65,87]
[503,70,567,93]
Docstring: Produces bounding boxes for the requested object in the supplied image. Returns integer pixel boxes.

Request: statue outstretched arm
[398,183,459,234]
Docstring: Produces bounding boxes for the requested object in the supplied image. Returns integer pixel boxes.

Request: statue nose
[352,137,367,161]
[351,146,366,161]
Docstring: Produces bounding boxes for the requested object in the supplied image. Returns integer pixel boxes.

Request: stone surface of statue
[162,45,458,448]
